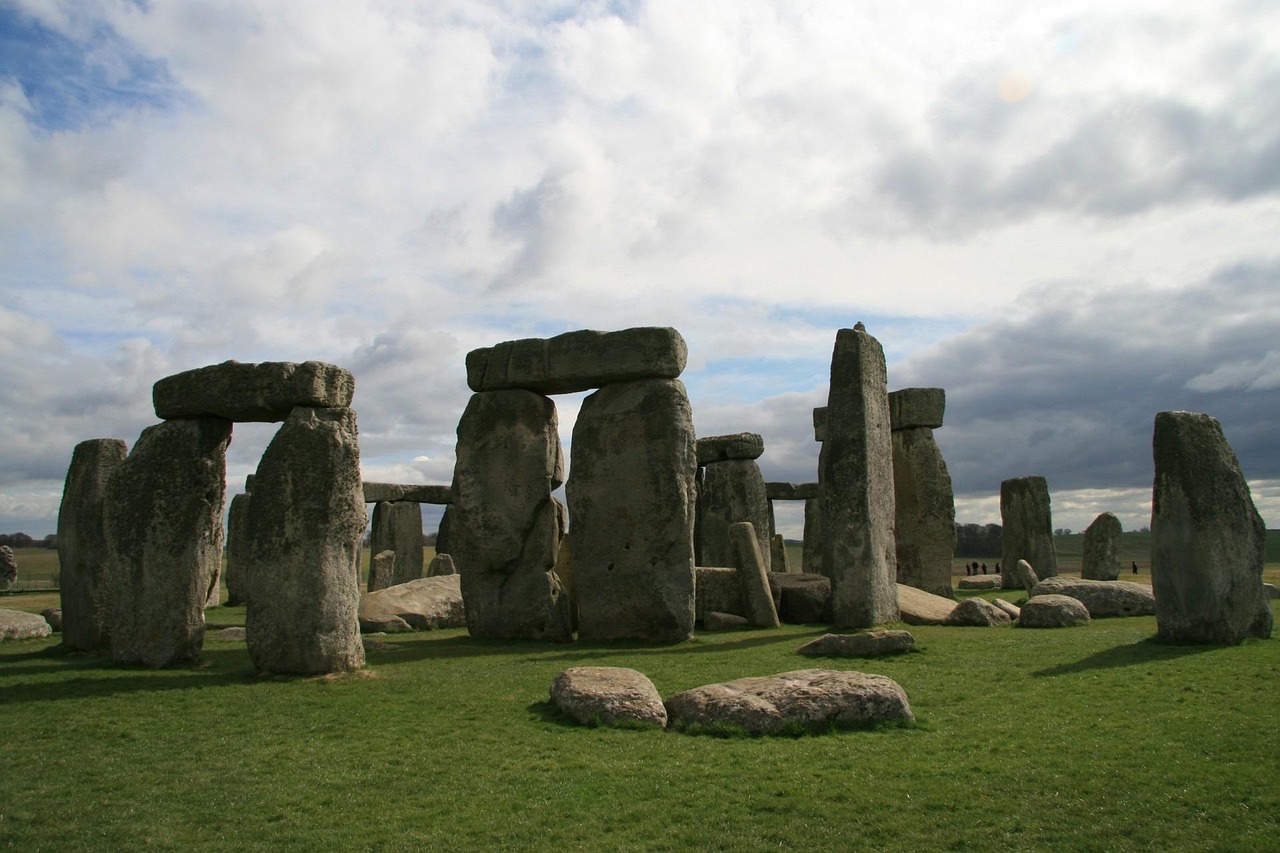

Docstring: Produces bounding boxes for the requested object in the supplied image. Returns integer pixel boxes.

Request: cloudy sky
[2,0,1278,540]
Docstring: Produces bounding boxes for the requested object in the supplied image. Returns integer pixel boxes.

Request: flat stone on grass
[0,609,53,641]
[1017,594,1091,628]
[946,598,1012,627]
[1030,576,1155,618]
[550,666,667,728]
[797,630,916,658]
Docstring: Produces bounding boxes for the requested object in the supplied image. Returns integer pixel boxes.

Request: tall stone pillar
[807,407,829,577]
[450,389,572,641]
[696,433,771,571]
[1081,512,1123,581]
[1000,475,1058,580]
[370,500,425,586]
[223,476,252,607]
[820,325,899,628]
[57,438,128,651]
[569,378,697,642]
[889,388,956,598]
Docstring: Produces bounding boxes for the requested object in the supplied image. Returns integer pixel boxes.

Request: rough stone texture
[368,550,396,592]
[704,611,750,630]
[821,325,899,628]
[370,501,424,586]
[153,360,354,422]
[946,598,1013,627]
[0,609,53,641]
[1016,559,1041,593]
[798,630,915,658]
[426,553,456,577]
[1081,512,1124,581]
[1001,476,1059,581]
[665,669,914,735]
[467,327,687,395]
[770,534,792,573]
[768,573,832,623]
[813,407,828,443]
[730,522,780,628]
[569,379,697,642]
[42,608,62,631]
[888,387,945,430]
[896,583,958,625]
[991,598,1022,620]
[802,498,823,577]
[1017,594,1091,628]
[549,666,668,728]
[0,546,14,591]
[361,482,452,504]
[696,566,742,620]
[244,407,366,674]
[1030,576,1155,618]
[358,575,466,633]
[957,575,1003,590]
[223,490,251,606]
[1265,583,1280,600]
[766,482,821,501]
[696,433,765,464]
[450,390,572,641]
[698,459,772,571]
[1152,411,1272,644]
[892,427,956,598]
[106,418,230,667]
[56,438,128,650]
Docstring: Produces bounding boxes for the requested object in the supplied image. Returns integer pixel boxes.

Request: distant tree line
[954,523,1002,557]
[0,532,57,548]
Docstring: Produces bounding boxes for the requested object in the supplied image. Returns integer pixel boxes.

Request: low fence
[3,580,59,593]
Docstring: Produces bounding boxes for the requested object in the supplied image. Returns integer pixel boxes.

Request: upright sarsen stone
[569,379,697,642]
[1000,476,1058,581]
[244,407,366,674]
[369,501,425,586]
[892,427,956,598]
[106,419,231,667]
[697,453,772,572]
[821,326,899,628]
[1151,411,1271,644]
[223,487,251,606]
[1081,512,1123,581]
[57,438,128,651]
[450,390,572,641]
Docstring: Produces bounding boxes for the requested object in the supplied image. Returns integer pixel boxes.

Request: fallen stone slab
[703,611,750,631]
[888,387,945,430]
[361,482,452,504]
[958,575,1003,590]
[550,666,667,728]
[768,573,832,623]
[0,609,53,641]
[1017,594,1091,628]
[946,598,1013,627]
[991,599,1022,620]
[467,327,687,394]
[1030,576,1155,618]
[797,630,916,658]
[358,575,466,633]
[697,433,765,464]
[153,360,354,422]
[665,669,915,735]
[765,482,821,501]
[41,608,62,632]
[896,583,957,625]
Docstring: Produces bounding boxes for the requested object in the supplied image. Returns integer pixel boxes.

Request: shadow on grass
[1032,637,1220,677]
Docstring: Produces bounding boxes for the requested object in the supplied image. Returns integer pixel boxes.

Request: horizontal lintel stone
[888,388,945,430]
[362,483,452,504]
[466,327,687,395]
[696,433,764,465]
[154,360,354,423]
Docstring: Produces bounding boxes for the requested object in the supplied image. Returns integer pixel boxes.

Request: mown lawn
[2,594,1278,851]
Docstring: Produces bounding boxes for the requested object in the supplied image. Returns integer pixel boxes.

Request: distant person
[1132,561,1139,574]
[995,562,1001,574]
[981,563,988,574]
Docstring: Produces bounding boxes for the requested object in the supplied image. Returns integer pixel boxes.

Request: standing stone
[244,407,366,674]
[569,379,697,642]
[697,455,772,572]
[369,550,397,592]
[729,522,780,628]
[450,390,572,641]
[0,546,16,591]
[435,506,453,557]
[802,497,823,576]
[106,419,231,667]
[771,534,792,573]
[223,489,251,606]
[891,425,956,598]
[1000,476,1058,582]
[370,501,425,586]
[426,553,456,577]
[57,438,128,650]
[821,325,899,628]
[1151,411,1271,644]
[1081,512,1123,581]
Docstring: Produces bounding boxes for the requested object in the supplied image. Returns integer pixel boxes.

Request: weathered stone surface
[892,427,956,598]
[569,379,697,642]
[1015,559,1041,593]
[696,433,764,464]
[0,609,53,641]
[1082,512,1124,580]
[370,501,424,586]
[244,407,366,674]
[361,482,452,504]
[698,458,772,571]
[888,388,945,430]
[434,505,453,556]
[957,575,1003,590]
[896,583,958,625]
[730,522,780,628]
[946,598,1012,627]
[766,482,821,501]
[1031,576,1155,618]
[1017,594,1091,628]
[696,566,742,620]
[358,575,465,633]
[768,573,832,623]
[821,325,899,628]
[42,608,62,631]
[0,546,14,591]
[798,630,915,658]
[368,550,396,592]
[991,598,1022,620]
[665,669,914,735]
[223,490,251,606]
[57,438,128,650]
[153,360,354,422]
[1264,583,1280,600]
[770,534,792,573]
[703,611,750,631]
[1001,476,1058,581]
[550,666,667,728]
[451,390,572,641]
[802,497,823,576]
[426,553,456,577]
[467,327,687,394]
[813,407,828,443]
[106,418,230,667]
[1152,411,1272,644]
